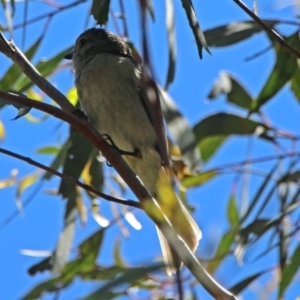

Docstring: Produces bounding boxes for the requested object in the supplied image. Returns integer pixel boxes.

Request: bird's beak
[64,51,74,60]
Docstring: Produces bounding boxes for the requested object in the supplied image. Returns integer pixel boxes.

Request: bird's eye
[79,38,87,48]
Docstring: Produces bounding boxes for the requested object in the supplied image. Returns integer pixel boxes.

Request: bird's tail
[156,199,201,275]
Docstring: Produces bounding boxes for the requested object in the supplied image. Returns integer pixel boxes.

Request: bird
[65,28,201,274]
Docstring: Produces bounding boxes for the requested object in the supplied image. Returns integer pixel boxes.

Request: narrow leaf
[206,231,235,274]
[180,0,210,58]
[204,20,278,47]
[227,195,239,228]
[229,271,264,294]
[253,32,300,111]
[91,0,110,25]
[164,0,176,89]
[0,34,43,91]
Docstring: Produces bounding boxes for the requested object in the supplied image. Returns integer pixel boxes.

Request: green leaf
[208,72,253,110]
[21,277,64,300]
[89,151,104,191]
[113,239,125,267]
[16,47,73,92]
[280,170,300,183]
[193,112,270,142]
[229,271,264,294]
[239,219,273,241]
[164,0,176,89]
[36,146,60,155]
[198,136,226,162]
[204,20,279,47]
[206,231,235,274]
[58,131,94,198]
[0,34,43,91]
[182,170,218,188]
[82,263,164,299]
[42,140,72,180]
[291,68,300,102]
[91,0,110,25]
[78,228,105,271]
[180,0,210,58]
[227,195,239,228]
[241,165,277,223]
[16,174,38,201]
[253,32,300,112]
[279,242,300,297]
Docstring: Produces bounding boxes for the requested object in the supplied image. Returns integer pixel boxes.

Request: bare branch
[1,0,88,32]
[233,0,300,59]
[0,147,140,209]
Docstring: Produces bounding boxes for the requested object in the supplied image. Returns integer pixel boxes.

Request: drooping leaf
[16,174,39,203]
[36,146,60,155]
[193,112,271,143]
[77,228,105,272]
[198,136,226,162]
[180,0,210,58]
[206,231,235,274]
[113,239,126,267]
[253,32,300,112]
[16,47,73,92]
[182,170,218,188]
[21,277,64,300]
[227,195,239,228]
[50,131,95,274]
[82,263,164,300]
[229,271,265,294]
[90,0,110,25]
[204,20,279,47]
[164,0,176,89]
[290,68,300,102]
[279,242,300,297]
[42,140,72,180]
[208,72,252,110]
[0,34,44,91]
[58,131,94,198]
[241,165,277,224]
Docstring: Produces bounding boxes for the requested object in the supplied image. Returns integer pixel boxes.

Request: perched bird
[66,28,201,274]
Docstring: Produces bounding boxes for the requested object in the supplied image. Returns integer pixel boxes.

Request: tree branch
[233,0,300,59]
[0,147,140,209]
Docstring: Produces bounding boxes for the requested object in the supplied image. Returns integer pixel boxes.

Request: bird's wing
[138,70,170,168]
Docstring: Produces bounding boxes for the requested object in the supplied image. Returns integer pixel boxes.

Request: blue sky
[0,0,300,299]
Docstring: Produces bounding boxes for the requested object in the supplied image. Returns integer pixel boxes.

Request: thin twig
[0,147,140,209]
[233,0,300,59]
[1,0,88,32]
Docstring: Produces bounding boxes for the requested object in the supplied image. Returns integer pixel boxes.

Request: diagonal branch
[0,147,140,209]
[233,0,300,59]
